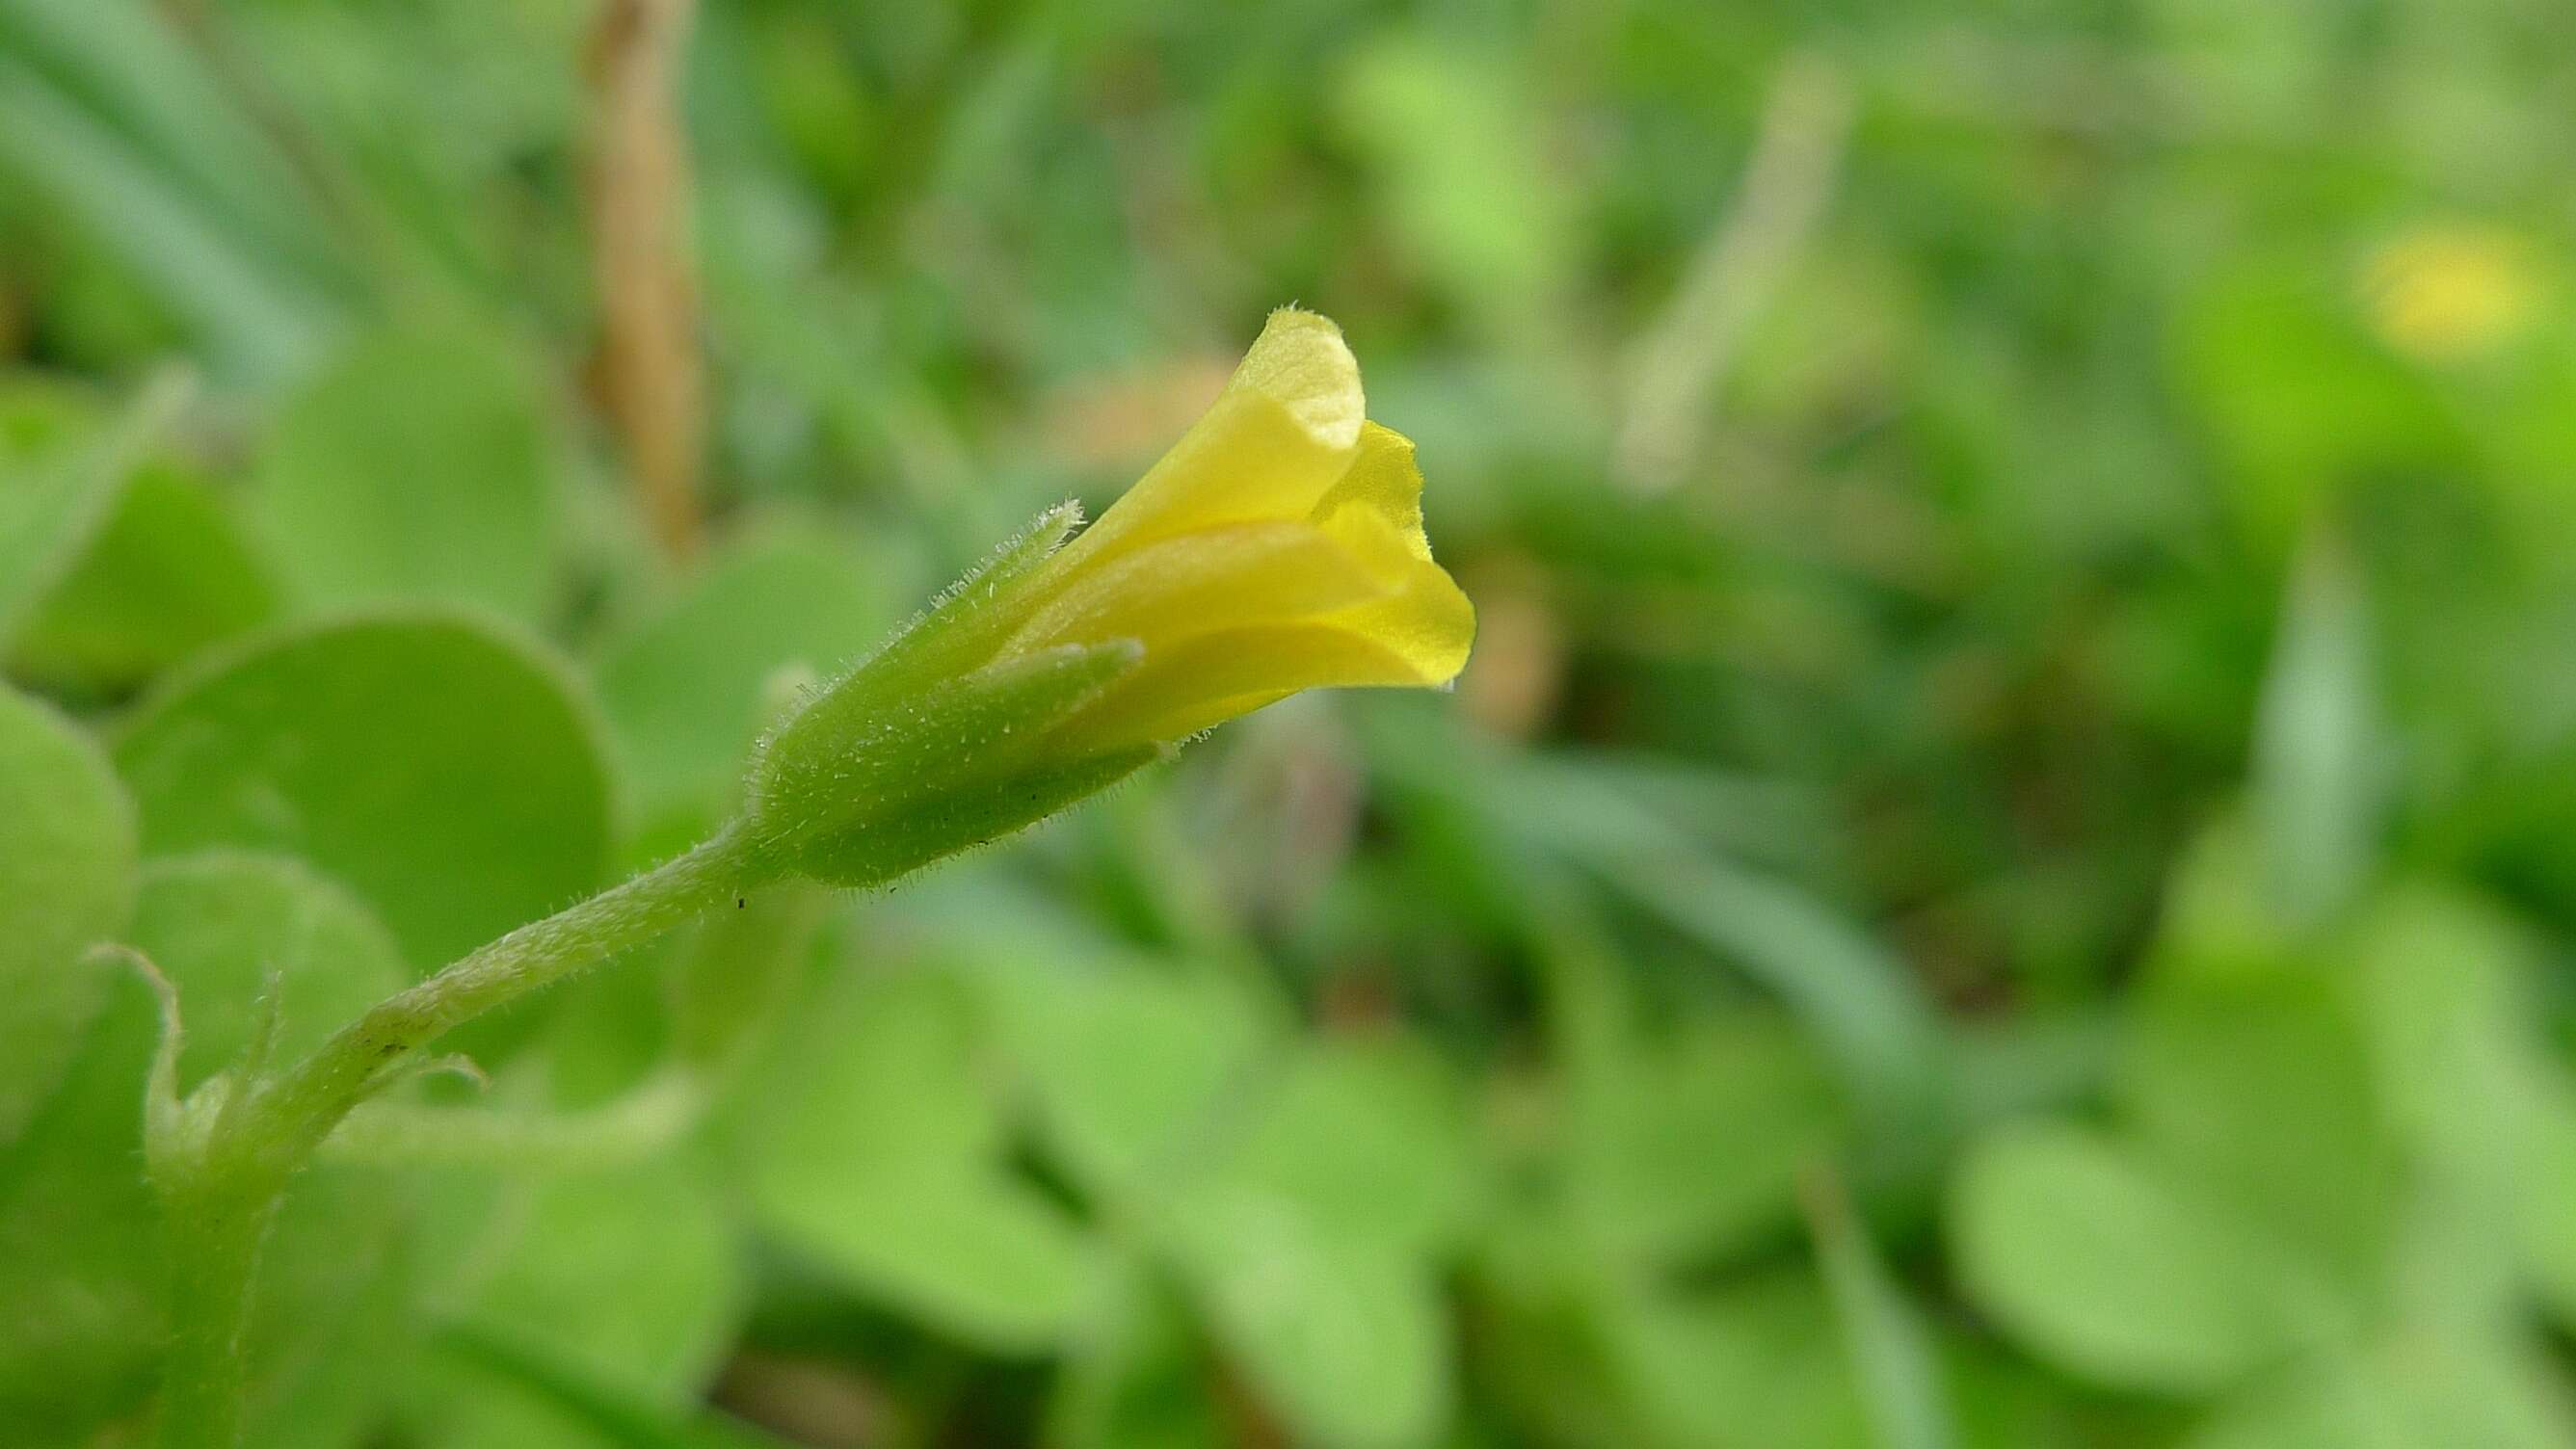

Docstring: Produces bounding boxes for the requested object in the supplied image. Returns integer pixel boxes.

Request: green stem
[151,826,777,1449]
[153,1172,279,1449]
[260,826,770,1161]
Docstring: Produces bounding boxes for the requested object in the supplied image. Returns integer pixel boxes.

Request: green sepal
[880,501,1084,680]
[89,943,192,1189]
[745,635,1145,883]
[788,746,1160,887]
[757,502,1080,769]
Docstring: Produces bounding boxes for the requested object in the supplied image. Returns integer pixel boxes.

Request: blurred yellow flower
[2360,224,2542,362]
[1007,307,1475,751]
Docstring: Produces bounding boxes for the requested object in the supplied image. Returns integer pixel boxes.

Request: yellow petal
[1053,618,1461,753]
[1311,421,1434,565]
[1313,548,1475,685]
[1230,308,1367,445]
[993,311,1473,752]
[1306,421,1473,683]
[1045,310,1364,570]
[1005,520,1396,655]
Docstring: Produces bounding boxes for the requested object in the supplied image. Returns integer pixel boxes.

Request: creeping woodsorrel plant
[140,308,1471,1449]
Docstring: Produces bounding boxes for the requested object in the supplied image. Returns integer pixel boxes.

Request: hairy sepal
[745,636,1144,881]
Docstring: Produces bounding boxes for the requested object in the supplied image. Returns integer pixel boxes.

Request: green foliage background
[6,0,2576,1445]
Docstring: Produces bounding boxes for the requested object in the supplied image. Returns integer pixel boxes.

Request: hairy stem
[254,827,768,1161]
[151,826,776,1448]
[152,1171,279,1449]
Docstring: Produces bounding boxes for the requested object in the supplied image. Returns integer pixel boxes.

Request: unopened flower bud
[743,308,1474,886]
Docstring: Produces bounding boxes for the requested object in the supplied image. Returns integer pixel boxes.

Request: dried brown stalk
[587,0,705,560]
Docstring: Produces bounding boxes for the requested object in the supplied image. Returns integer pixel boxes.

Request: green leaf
[1941,1338,2181,1449]
[472,1163,743,1391]
[1155,1039,1471,1449]
[113,613,614,971]
[118,849,415,1445]
[2144,813,2303,985]
[1158,1197,1448,1449]
[2123,971,2391,1304]
[252,325,564,622]
[0,681,135,1142]
[236,1161,414,1449]
[1565,1009,1842,1272]
[2184,1330,2576,1449]
[981,955,1270,1205]
[0,0,309,248]
[593,527,890,838]
[127,851,405,1091]
[2349,886,2548,1191]
[0,887,412,1447]
[2515,1097,2576,1333]
[249,1222,416,1449]
[0,379,107,629]
[0,67,286,379]
[9,458,279,697]
[408,1161,745,1449]
[2349,887,2576,1330]
[732,963,1091,1351]
[1950,1122,2297,1395]
[0,968,165,1444]
[1197,1038,1474,1261]
[1599,1272,1872,1449]
[1610,857,1946,1153]
[431,1318,795,1449]
[986,958,1471,1448]
[0,370,182,642]
[664,878,832,1085]
[1048,1266,1230,1449]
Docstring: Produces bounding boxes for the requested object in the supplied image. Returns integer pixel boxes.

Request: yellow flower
[1005,307,1475,751]
[2360,224,2541,362]
[744,307,1473,887]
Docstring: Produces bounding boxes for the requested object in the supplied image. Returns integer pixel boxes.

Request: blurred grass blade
[1611,854,1946,1141]
[1548,749,1837,874]
[1368,713,1947,1142]
[0,0,345,379]
[1499,748,1944,1128]
[0,61,332,380]
[0,368,192,641]
[1803,1168,1956,1449]
[2251,529,2381,926]
[437,1318,795,1449]
[0,0,343,275]
[1616,54,1854,492]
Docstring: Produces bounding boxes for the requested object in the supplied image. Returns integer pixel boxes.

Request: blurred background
[7,0,2576,1445]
